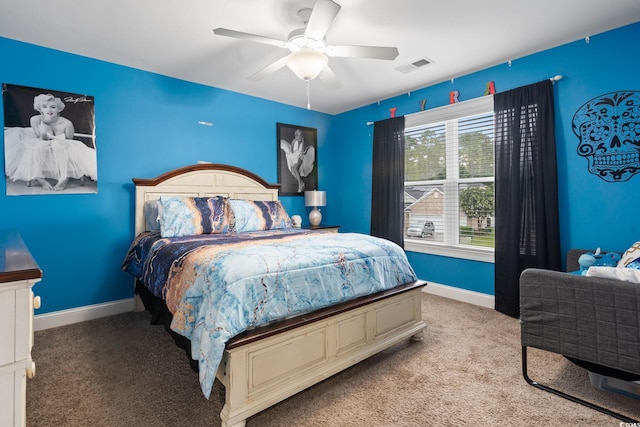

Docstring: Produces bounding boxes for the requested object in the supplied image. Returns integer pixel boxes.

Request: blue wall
[0,38,330,314]
[1,22,638,315]
[326,22,640,294]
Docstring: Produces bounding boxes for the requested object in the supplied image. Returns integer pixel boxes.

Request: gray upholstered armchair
[520,249,640,422]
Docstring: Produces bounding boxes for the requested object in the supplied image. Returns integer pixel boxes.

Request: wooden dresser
[0,230,42,427]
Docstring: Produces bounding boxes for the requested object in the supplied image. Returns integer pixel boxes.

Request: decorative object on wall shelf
[305,190,326,226]
[449,90,460,103]
[484,81,496,95]
[420,99,427,110]
[390,107,397,117]
[277,123,318,195]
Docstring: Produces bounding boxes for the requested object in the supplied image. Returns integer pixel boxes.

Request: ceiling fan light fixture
[286,49,328,81]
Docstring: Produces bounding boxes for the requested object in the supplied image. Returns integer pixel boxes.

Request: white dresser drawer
[0,230,42,427]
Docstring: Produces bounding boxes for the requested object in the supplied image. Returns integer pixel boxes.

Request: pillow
[586,266,640,283]
[143,200,162,232]
[618,241,640,269]
[229,199,292,232]
[159,196,235,238]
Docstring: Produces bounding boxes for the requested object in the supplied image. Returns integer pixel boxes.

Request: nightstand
[304,225,340,233]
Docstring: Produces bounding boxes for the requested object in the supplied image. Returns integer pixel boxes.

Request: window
[403,96,495,262]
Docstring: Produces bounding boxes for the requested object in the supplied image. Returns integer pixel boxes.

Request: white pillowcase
[586,266,640,283]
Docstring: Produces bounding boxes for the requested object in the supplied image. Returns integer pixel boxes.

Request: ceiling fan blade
[247,55,290,81]
[326,44,399,60]
[318,65,342,89]
[213,28,287,48]
[304,0,341,41]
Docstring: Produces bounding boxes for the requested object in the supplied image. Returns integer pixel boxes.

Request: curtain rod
[366,75,564,126]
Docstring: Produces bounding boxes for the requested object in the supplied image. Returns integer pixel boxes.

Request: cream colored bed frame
[133,163,426,427]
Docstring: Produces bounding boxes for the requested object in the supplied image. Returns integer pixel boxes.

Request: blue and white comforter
[122,229,417,398]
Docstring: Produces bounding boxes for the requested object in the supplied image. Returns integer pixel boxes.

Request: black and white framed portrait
[277,123,318,196]
[2,83,97,195]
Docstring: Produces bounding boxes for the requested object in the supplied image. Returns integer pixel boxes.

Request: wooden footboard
[216,280,426,427]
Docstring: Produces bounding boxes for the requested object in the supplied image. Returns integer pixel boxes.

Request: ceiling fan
[212,0,399,90]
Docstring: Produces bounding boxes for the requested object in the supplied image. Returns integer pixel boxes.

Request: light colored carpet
[27,293,639,426]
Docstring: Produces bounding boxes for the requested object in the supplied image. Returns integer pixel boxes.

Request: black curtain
[494,80,561,318]
[371,116,405,247]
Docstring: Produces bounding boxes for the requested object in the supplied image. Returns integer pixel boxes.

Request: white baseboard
[422,282,494,309]
[34,298,136,331]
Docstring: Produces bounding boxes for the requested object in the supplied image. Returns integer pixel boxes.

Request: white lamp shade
[304,190,326,207]
[286,49,328,81]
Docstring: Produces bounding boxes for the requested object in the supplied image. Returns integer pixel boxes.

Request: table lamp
[304,190,326,227]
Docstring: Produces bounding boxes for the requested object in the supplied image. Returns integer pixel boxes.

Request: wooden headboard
[132,163,280,236]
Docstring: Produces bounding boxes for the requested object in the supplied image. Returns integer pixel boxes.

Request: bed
[122,163,427,427]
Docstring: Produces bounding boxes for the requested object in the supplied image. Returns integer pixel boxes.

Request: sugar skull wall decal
[572,90,640,182]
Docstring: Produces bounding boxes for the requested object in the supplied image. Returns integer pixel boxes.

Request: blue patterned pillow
[229,199,292,232]
[159,196,235,237]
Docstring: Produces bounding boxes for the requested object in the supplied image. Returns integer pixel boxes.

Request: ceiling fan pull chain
[306,78,311,110]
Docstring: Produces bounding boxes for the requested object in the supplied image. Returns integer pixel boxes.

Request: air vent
[395,57,434,74]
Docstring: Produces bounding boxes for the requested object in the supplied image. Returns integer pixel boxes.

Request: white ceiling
[1,0,639,115]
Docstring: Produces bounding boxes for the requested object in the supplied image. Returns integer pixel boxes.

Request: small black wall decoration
[572,90,640,182]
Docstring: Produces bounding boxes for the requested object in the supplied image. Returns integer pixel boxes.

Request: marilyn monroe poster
[3,83,97,195]
[277,123,317,196]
